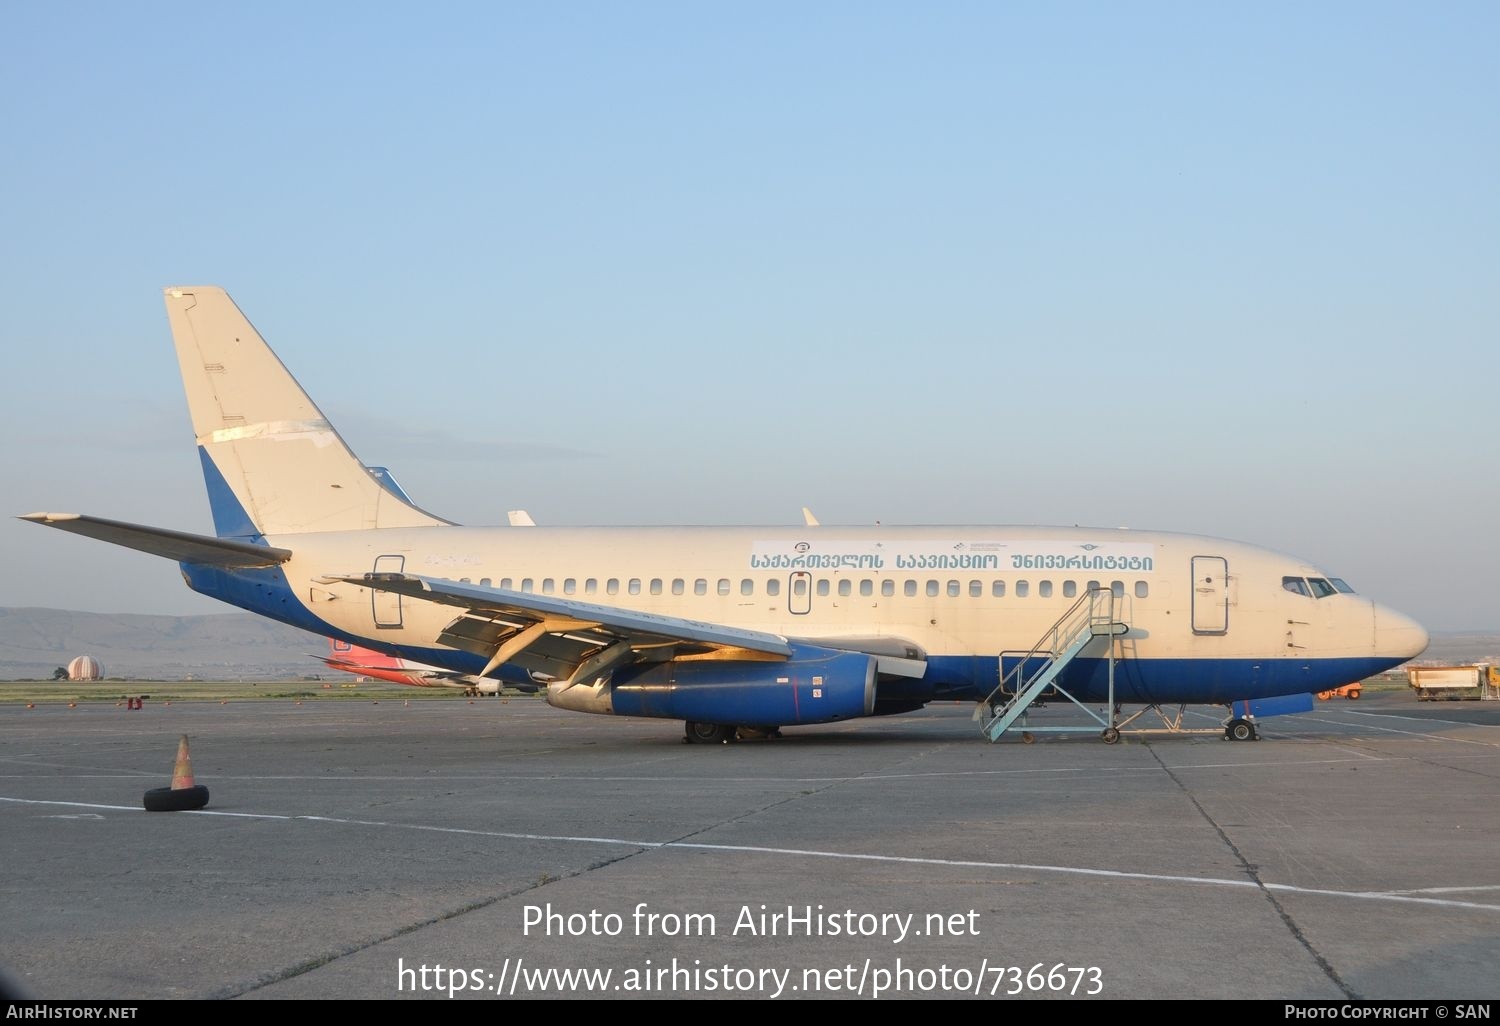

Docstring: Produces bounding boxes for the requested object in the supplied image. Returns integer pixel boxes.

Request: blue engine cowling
[608,643,876,726]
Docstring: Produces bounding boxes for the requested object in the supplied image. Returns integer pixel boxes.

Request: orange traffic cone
[144,735,209,812]
[171,735,195,789]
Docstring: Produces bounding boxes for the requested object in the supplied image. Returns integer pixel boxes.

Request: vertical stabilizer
[164,286,451,536]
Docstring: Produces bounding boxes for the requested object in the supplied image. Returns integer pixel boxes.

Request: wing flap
[20,513,291,568]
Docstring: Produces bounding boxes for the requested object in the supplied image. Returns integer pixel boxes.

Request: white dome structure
[67,655,103,681]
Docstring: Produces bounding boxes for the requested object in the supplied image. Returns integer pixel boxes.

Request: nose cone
[1375,605,1429,662]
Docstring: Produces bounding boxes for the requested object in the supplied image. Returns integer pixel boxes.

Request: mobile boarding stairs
[974,586,1261,743]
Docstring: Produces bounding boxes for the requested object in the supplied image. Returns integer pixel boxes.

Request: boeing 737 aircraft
[22,287,1429,743]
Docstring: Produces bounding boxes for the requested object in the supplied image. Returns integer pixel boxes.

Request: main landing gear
[683,721,782,744]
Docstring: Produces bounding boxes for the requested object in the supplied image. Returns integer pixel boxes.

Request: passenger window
[1039,581,1053,598]
[817,580,830,597]
[460,577,470,584]
[480,577,491,588]
[541,578,555,594]
[992,580,1006,597]
[946,580,960,597]
[768,579,781,597]
[1135,581,1149,599]
[860,580,873,597]
[671,578,684,595]
[1016,580,1029,598]
[564,578,576,595]
[838,580,851,597]
[694,579,707,596]
[628,579,641,595]
[606,578,619,595]
[926,580,939,597]
[650,579,663,596]
[500,578,513,590]
[793,577,808,596]
[969,580,982,598]
[717,579,730,595]
[1063,580,1076,598]
[521,578,534,593]
[741,579,753,596]
[1282,576,1311,598]
[881,580,894,597]
[585,578,597,594]
[905,580,918,597]
[1111,581,1124,598]
[1308,578,1337,599]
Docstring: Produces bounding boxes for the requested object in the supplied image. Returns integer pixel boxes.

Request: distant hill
[1416,632,1500,666]
[0,607,322,680]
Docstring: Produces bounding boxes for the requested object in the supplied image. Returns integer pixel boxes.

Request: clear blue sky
[1,2,1495,630]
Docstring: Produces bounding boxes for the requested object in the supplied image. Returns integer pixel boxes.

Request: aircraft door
[1191,556,1229,634]
[372,554,404,628]
[789,572,812,615]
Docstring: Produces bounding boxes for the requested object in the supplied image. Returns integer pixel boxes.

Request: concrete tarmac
[2,693,1497,1000]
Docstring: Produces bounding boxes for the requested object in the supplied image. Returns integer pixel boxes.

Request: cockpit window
[1282,576,1311,597]
[1329,578,1355,594]
[1308,577,1338,599]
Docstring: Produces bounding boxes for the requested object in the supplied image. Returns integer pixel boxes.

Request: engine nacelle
[547,677,614,715]
[606,643,876,726]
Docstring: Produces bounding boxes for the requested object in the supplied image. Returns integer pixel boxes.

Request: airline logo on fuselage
[749,541,1157,573]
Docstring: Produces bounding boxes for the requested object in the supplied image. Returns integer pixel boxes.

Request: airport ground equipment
[1408,664,1499,701]
[1316,683,1362,700]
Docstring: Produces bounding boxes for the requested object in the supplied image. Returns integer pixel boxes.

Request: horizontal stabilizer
[19,513,292,568]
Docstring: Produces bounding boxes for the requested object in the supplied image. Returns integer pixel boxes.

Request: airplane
[320,637,510,696]
[21,286,1430,744]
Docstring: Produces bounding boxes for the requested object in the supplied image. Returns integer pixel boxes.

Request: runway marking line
[4,795,1499,914]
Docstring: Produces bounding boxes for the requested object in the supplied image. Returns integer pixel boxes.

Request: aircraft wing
[319,654,467,681]
[334,574,928,686]
[333,573,795,685]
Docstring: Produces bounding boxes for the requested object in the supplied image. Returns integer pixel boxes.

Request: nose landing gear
[1224,717,1259,742]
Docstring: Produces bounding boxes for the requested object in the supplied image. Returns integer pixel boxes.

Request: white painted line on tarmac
[1292,714,1500,747]
[5,794,1499,914]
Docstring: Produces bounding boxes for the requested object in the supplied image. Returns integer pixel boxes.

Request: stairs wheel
[1100,727,1121,745]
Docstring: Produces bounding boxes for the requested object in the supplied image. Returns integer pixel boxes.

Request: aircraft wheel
[1100,727,1121,745]
[143,785,210,812]
[684,721,735,745]
[1226,718,1256,742]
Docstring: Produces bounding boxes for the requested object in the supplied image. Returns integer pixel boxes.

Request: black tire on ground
[1347,690,1361,700]
[1227,718,1256,742]
[143,785,210,812]
[1101,727,1121,745]
[684,721,735,745]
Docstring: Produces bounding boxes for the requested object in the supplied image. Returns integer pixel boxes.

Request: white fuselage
[204,523,1426,707]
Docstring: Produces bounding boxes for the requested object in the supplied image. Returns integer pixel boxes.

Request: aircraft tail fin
[163,287,451,538]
